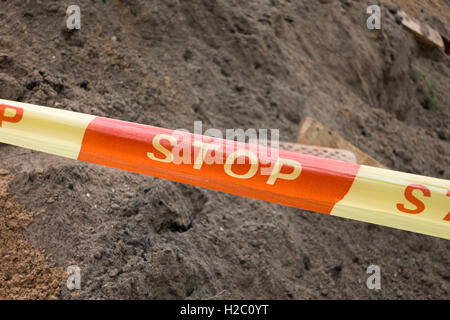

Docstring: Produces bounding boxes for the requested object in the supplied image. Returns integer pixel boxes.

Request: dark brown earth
[0,0,449,299]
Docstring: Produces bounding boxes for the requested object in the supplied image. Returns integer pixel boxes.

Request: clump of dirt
[0,0,449,299]
[0,169,66,300]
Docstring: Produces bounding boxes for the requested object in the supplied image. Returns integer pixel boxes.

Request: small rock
[109,268,120,277]
[111,203,120,210]
[320,288,329,296]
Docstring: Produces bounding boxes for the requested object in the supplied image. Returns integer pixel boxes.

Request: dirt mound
[0,0,449,299]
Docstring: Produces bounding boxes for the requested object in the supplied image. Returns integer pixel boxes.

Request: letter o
[224,150,259,179]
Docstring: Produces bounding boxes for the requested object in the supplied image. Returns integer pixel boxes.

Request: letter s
[396,184,431,214]
[147,134,177,163]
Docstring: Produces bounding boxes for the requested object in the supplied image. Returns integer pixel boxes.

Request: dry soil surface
[0,0,449,299]
[0,170,65,300]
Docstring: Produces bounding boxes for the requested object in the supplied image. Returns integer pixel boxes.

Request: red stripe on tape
[78,117,360,213]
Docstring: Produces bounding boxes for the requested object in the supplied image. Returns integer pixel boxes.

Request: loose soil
[0,0,449,299]
[0,170,65,300]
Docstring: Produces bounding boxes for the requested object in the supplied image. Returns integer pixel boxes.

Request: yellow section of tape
[0,99,94,159]
[331,165,450,239]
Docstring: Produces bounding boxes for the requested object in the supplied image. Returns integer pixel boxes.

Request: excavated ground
[0,0,449,299]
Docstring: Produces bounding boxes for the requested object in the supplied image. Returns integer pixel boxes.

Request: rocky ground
[0,0,449,299]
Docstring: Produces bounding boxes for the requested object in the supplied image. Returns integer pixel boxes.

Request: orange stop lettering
[397,184,431,214]
[444,191,450,221]
[0,104,23,127]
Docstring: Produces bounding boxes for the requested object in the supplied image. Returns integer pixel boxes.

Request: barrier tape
[1,99,449,239]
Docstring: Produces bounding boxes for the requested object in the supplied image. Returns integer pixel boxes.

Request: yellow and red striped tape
[1,99,449,239]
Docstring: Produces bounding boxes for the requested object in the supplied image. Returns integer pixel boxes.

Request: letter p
[0,104,24,127]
